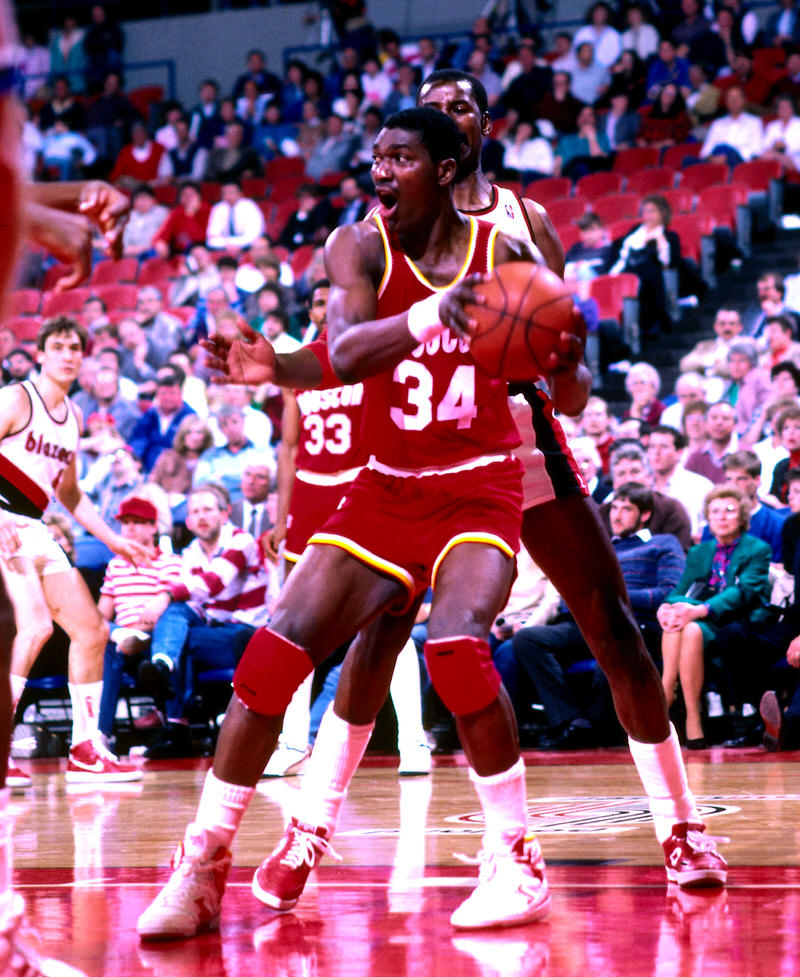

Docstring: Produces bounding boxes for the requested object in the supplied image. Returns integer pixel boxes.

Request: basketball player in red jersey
[139,107,573,939]
[417,68,726,882]
[0,316,148,787]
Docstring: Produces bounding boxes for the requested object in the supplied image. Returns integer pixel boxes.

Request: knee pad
[233,628,314,716]
[423,635,501,716]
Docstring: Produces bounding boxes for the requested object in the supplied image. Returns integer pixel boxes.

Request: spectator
[135,286,185,361]
[749,395,795,495]
[40,118,97,181]
[609,193,680,339]
[680,307,744,394]
[533,70,584,136]
[412,36,441,82]
[572,2,622,69]
[49,14,86,93]
[686,62,721,127]
[716,51,774,112]
[82,444,146,562]
[761,94,800,176]
[165,115,208,182]
[623,362,666,426]
[601,91,641,151]
[204,120,261,183]
[130,364,197,473]
[580,395,616,475]
[645,39,691,103]
[768,404,800,504]
[513,482,685,748]
[110,120,170,190]
[281,59,308,122]
[210,384,273,450]
[699,86,764,167]
[335,174,370,226]
[4,348,36,382]
[601,443,694,549]
[621,3,660,61]
[360,54,393,109]
[766,0,800,46]
[349,104,383,174]
[502,37,554,115]
[682,399,710,460]
[465,49,502,110]
[305,113,358,182]
[606,48,647,109]
[569,435,611,503]
[152,180,211,258]
[97,496,183,743]
[671,0,712,61]
[722,340,772,439]
[564,212,613,281]
[772,51,800,104]
[193,406,272,504]
[567,42,610,106]
[83,3,124,94]
[117,317,159,382]
[384,62,420,116]
[73,363,139,441]
[38,75,85,132]
[648,425,714,540]
[86,70,141,165]
[252,101,300,162]
[188,78,223,150]
[206,178,265,255]
[235,78,271,130]
[122,184,169,260]
[658,485,771,747]
[713,450,789,562]
[743,271,800,341]
[229,461,275,541]
[149,415,214,505]
[277,184,332,250]
[761,315,800,372]
[501,119,554,181]
[637,83,692,149]
[685,400,738,484]
[142,484,274,757]
[231,48,281,103]
[660,373,707,431]
[154,101,183,152]
[16,30,50,101]
[554,105,610,179]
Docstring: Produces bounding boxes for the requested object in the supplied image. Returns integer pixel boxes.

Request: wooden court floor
[11,746,800,977]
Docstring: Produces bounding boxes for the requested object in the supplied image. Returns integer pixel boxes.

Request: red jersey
[362,214,520,472]
[295,333,368,475]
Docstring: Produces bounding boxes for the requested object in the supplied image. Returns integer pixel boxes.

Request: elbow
[329,339,360,385]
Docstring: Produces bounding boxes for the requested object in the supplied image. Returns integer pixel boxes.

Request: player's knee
[18,617,54,652]
[233,627,315,716]
[423,635,501,715]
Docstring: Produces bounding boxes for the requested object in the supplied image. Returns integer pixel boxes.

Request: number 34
[390,361,477,432]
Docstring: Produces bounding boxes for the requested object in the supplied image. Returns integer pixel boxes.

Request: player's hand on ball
[545,309,586,377]
[439,274,487,340]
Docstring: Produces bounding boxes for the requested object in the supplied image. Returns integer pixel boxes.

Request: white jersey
[0,380,80,518]
[463,185,538,248]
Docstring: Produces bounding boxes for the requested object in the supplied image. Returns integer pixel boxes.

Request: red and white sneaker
[65,740,143,784]
[137,826,232,940]
[251,817,341,911]
[0,892,87,975]
[450,834,551,930]
[5,764,32,790]
[663,822,728,887]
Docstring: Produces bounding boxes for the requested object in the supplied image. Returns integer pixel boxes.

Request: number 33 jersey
[365,213,521,473]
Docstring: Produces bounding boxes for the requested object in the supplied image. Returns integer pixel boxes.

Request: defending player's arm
[202,322,324,390]
[521,199,565,279]
[267,389,300,561]
[26,180,130,259]
[0,387,29,558]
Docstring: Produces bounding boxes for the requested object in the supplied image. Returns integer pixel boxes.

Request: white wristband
[407,291,446,344]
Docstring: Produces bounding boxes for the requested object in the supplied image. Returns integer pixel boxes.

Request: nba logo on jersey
[505,203,515,220]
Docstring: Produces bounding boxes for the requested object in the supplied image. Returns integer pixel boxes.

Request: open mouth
[375,189,398,218]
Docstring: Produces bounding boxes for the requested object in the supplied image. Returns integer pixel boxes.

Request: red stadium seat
[200,181,222,204]
[265,157,306,183]
[613,146,660,177]
[166,306,195,325]
[91,258,138,285]
[575,171,624,201]
[607,218,638,242]
[290,243,315,278]
[153,184,178,206]
[127,85,165,122]
[697,183,751,230]
[626,167,677,196]
[590,193,641,224]
[589,273,639,320]
[661,187,694,214]
[266,199,298,242]
[8,289,41,315]
[42,263,73,292]
[661,142,702,171]
[555,223,580,253]
[318,170,348,190]
[669,212,714,264]
[40,288,91,318]
[731,158,781,193]
[4,316,43,341]
[138,256,182,285]
[678,162,728,195]
[93,283,139,311]
[269,174,307,203]
[497,179,523,196]
[241,177,269,199]
[546,196,588,226]
[525,176,571,203]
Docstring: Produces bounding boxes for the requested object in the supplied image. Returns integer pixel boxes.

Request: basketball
[465,262,584,381]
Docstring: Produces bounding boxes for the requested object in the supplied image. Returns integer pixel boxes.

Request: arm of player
[202,323,324,390]
[267,390,300,562]
[521,199,566,279]
[25,201,94,291]
[0,387,28,559]
[27,180,130,259]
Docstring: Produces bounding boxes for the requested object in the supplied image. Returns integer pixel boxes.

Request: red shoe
[251,817,340,911]
[0,892,87,975]
[663,822,727,887]
[5,764,32,790]
[65,740,143,784]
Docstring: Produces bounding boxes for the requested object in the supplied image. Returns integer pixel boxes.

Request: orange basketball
[465,262,584,381]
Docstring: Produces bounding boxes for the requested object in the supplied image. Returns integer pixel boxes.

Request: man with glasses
[129,365,196,473]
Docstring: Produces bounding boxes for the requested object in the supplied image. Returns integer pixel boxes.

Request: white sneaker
[137,825,232,940]
[450,834,551,930]
[6,763,32,790]
[262,743,311,778]
[398,740,432,776]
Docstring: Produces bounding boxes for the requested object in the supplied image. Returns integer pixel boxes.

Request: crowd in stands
[7,0,800,757]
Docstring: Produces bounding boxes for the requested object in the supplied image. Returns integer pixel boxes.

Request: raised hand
[201,322,277,386]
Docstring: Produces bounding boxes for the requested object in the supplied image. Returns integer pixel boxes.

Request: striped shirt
[100,551,184,628]
[170,521,273,627]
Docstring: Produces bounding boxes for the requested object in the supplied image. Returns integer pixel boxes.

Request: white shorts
[3,514,72,576]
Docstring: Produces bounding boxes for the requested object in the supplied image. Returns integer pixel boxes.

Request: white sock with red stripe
[193,769,255,850]
[628,723,700,844]
[69,681,103,747]
[294,705,374,837]
[469,757,528,854]
[9,675,25,718]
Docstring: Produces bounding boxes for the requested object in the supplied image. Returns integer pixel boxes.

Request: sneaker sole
[138,913,220,941]
[666,867,727,887]
[251,869,300,911]
[262,754,309,778]
[66,769,143,783]
[6,776,32,789]
[450,892,552,930]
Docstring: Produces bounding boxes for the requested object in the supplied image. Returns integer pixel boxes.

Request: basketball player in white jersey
[0,316,150,786]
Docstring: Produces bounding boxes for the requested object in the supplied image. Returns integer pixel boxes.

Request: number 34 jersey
[365,213,521,473]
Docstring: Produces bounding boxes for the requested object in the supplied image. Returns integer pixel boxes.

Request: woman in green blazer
[656,486,771,747]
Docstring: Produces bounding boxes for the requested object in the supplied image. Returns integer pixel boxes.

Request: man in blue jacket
[129,364,195,473]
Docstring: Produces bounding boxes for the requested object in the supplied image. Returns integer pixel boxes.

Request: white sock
[9,675,26,718]
[628,723,700,844]
[194,769,255,850]
[469,757,528,854]
[294,705,374,836]
[279,672,313,752]
[390,639,426,752]
[0,789,12,925]
[68,681,103,746]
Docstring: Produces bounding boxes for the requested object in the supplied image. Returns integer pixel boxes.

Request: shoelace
[682,825,730,855]
[280,829,341,869]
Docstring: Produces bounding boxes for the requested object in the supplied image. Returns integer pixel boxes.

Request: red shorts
[309,457,523,608]
[284,475,354,563]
